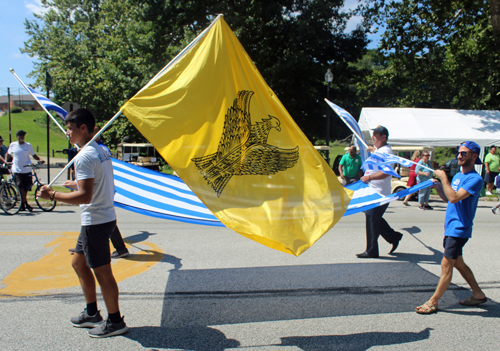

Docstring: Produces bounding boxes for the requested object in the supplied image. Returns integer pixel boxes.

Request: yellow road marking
[0,231,163,297]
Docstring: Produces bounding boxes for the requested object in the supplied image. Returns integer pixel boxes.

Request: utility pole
[46,71,52,183]
[8,87,11,143]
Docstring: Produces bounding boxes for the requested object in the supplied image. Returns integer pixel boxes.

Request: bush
[11,106,22,113]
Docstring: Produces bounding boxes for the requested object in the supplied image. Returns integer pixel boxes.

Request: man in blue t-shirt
[416,141,486,314]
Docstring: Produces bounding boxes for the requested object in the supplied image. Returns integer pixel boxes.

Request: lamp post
[324,68,333,166]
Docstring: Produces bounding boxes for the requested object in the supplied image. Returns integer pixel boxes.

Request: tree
[22,0,369,147]
[357,0,500,110]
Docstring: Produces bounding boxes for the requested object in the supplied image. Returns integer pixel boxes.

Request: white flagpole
[10,68,68,136]
[46,110,123,188]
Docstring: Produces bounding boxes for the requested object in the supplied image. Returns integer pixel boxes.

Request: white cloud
[25,0,50,15]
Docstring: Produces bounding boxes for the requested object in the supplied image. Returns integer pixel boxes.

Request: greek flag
[112,158,224,227]
[27,87,68,120]
[111,157,433,223]
[361,152,401,178]
[344,179,434,216]
[378,154,414,168]
[325,99,368,162]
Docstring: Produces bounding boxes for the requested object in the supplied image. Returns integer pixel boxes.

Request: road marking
[0,231,163,297]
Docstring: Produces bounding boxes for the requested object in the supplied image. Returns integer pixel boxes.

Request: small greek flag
[361,152,401,178]
[27,87,68,120]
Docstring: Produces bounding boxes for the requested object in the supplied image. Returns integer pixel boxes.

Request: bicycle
[25,162,57,212]
[0,163,22,215]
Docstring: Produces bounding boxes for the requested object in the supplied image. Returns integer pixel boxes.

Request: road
[1,198,500,350]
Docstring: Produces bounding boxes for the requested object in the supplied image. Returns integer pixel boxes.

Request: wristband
[50,191,57,201]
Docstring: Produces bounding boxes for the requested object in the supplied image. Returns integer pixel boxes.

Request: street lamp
[324,68,333,166]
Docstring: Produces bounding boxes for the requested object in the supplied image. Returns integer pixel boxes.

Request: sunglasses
[423,154,430,156]
[458,151,469,157]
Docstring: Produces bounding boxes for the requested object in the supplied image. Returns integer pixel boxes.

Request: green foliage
[11,107,22,113]
[22,0,368,144]
[434,147,456,166]
[357,0,500,110]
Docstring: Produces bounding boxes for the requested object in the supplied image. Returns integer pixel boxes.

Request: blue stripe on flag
[27,87,68,119]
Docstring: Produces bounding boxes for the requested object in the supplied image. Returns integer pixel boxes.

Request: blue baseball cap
[460,141,482,164]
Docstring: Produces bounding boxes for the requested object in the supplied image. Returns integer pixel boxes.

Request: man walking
[484,145,498,195]
[339,144,362,184]
[415,141,486,314]
[357,125,403,258]
[38,108,128,337]
[7,130,44,211]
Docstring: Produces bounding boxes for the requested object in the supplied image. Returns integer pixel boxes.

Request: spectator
[402,150,422,206]
[416,152,434,210]
[338,145,362,185]
[484,146,499,195]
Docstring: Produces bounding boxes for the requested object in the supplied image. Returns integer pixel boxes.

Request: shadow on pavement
[279,328,432,350]
[125,326,240,351]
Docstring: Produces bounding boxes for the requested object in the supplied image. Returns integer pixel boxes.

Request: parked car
[439,158,460,182]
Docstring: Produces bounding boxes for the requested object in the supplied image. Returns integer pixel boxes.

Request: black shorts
[13,173,33,192]
[485,171,498,183]
[443,236,469,260]
[75,220,116,269]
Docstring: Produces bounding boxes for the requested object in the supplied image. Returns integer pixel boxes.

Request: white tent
[358,108,500,174]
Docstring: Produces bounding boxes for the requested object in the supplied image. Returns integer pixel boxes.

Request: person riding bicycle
[6,130,45,212]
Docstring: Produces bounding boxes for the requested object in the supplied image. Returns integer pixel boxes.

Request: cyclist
[6,130,45,211]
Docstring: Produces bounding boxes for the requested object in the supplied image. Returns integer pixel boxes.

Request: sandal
[415,301,438,314]
[459,295,487,306]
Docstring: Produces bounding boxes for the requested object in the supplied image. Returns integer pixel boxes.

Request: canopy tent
[358,108,500,174]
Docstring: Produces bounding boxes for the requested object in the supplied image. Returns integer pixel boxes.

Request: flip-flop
[415,301,438,314]
[459,295,487,306]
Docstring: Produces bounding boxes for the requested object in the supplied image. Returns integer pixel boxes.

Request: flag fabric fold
[120,16,351,256]
[26,87,68,120]
[362,152,401,178]
[325,99,369,163]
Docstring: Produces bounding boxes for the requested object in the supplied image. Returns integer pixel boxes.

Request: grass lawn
[0,111,69,158]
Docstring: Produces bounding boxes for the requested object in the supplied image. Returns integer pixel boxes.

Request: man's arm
[32,154,45,163]
[338,164,344,179]
[360,171,390,183]
[37,178,93,204]
[434,169,471,203]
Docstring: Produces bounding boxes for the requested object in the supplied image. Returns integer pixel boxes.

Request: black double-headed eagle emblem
[192,90,300,197]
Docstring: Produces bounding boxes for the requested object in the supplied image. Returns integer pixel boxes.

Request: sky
[0,0,380,97]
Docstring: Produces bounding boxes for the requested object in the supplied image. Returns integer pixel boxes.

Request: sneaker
[492,207,497,215]
[402,202,410,206]
[68,248,76,253]
[26,204,34,212]
[111,250,130,259]
[70,309,103,328]
[418,205,425,210]
[486,191,493,196]
[88,317,129,338]
[424,204,433,210]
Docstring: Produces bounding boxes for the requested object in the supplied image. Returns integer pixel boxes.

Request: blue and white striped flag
[112,158,224,227]
[378,154,414,168]
[27,87,68,120]
[325,99,369,162]
[361,152,401,178]
[344,179,434,216]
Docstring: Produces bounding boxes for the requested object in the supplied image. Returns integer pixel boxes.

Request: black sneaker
[424,204,433,210]
[70,309,103,328]
[88,317,129,338]
[26,204,34,212]
[111,250,130,259]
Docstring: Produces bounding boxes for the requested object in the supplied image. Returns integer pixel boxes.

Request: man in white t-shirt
[357,126,403,258]
[37,108,128,338]
[7,130,44,211]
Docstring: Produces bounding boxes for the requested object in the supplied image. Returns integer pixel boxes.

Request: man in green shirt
[484,145,499,195]
[338,145,363,184]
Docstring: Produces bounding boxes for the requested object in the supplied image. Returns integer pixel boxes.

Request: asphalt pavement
[1,197,500,350]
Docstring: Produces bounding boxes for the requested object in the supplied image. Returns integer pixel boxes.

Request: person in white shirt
[6,130,44,211]
[37,108,128,338]
[357,125,403,258]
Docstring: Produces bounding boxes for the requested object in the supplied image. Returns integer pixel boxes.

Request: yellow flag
[121,15,352,256]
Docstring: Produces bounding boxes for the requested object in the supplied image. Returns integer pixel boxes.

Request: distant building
[0,94,42,111]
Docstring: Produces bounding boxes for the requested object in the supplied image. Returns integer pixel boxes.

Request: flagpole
[9,68,68,136]
[46,111,123,188]
[324,98,369,148]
